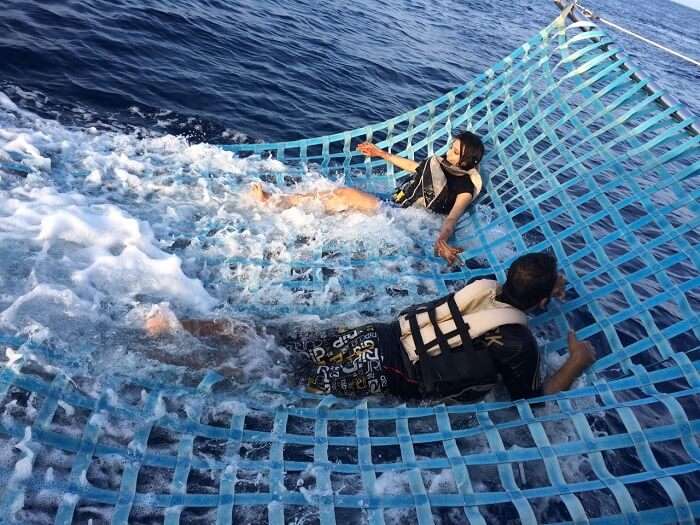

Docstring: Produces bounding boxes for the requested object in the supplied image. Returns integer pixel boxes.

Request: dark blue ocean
[1,0,698,143]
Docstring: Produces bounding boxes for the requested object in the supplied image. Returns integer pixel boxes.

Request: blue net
[1,11,699,524]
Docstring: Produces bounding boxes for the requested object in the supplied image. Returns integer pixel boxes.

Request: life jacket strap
[447,294,472,353]
[407,313,426,355]
[427,307,450,353]
[405,293,478,394]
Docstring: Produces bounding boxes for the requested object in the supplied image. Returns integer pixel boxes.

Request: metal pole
[553,1,699,136]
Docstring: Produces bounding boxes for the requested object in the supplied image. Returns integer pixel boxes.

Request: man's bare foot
[249,182,271,203]
[145,310,174,337]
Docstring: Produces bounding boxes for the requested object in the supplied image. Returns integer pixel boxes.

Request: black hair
[500,252,558,310]
[453,131,485,170]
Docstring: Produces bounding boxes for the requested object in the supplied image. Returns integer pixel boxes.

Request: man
[146,252,596,402]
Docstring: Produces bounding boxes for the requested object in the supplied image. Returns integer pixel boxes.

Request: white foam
[0,283,95,329]
[62,492,79,505]
[211,400,248,417]
[0,184,217,330]
[9,490,25,521]
[427,468,457,493]
[57,400,75,417]
[0,92,20,112]
[373,470,411,496]
[73,244,215,311]
[12,427,34,483]
[153,394,166,419]
[5,347,24,370]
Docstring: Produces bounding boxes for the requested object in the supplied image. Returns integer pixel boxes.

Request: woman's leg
[249,182,380,214]
[322,187,381,213]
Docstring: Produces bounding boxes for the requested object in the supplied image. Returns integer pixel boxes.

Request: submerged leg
[248,182,380,214]
[249,182,272,203]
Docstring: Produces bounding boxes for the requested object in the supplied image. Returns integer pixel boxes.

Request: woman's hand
[358,143,419,172]
[356,142,386,158]
[434,239,464,265]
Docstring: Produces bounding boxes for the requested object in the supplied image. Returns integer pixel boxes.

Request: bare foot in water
[249,182,271,203]
[145,310,173,337]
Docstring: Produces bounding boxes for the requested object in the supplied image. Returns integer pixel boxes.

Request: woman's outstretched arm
[357,142,419,173]
[434,193,472,265]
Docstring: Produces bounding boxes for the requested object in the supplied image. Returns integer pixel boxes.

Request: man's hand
[356,142,386,159]
[543,330,596,395]
[567,330,596,368]
[552,273,567,300]
[434,239,464,265]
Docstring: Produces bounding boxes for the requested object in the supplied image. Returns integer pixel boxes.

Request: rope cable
[574,1,700,67]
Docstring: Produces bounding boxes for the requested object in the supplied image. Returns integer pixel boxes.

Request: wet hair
[500,252,558,310]
[453,131,485,170]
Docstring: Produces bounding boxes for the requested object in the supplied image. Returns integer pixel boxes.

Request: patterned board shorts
[286,323,391,397]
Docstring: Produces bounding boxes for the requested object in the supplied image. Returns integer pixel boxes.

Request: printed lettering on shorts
[332,329,360,349]
[306,324,390,397]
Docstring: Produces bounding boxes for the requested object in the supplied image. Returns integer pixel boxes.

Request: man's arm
[145,310,243,340]
[542,330,596,395]
[180,319,233,337]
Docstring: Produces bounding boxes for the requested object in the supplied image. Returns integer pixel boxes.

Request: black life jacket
[399,293,498,395]
[392,156,475,213]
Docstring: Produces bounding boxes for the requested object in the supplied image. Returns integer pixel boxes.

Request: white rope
[575,1,700,68]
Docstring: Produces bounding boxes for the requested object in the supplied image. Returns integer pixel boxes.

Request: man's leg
[146,312,249,343]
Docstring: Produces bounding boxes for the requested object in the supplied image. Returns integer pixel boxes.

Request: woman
[249,131,485,265]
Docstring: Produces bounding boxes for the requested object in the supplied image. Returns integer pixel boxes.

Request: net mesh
[1,12,699,525]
